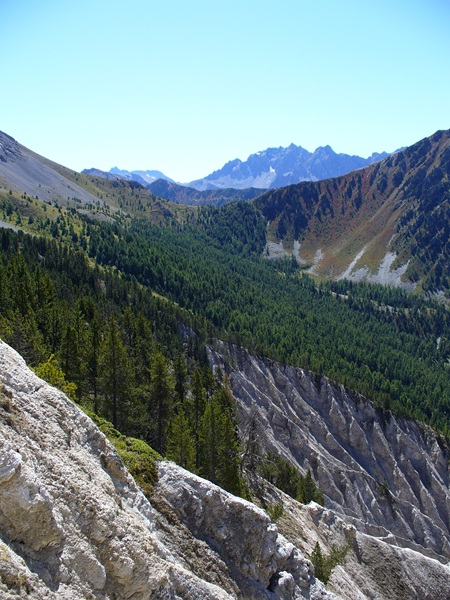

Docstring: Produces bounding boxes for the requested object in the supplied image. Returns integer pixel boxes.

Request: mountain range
[188,143,392,190]
[146,178,264,206]
[82,143,392,193]
[2,127,448,293]
[81,167,176,188]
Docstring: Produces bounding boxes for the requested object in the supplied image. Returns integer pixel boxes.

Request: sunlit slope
[0,130,194,225]
[255,129,450,292]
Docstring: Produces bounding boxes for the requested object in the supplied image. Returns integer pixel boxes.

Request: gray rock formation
[276,493,450,600]
[207,342,450,563]
[0,339,332,599]
[2,335,449,599]
[188,144,390,191]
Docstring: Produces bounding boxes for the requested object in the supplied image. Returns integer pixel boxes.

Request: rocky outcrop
[0,339,332,599]
[154,462,333,599]
[2,335,449,599]
[207,341,450,562]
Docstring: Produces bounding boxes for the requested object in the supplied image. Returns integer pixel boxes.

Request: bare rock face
[0,132,22,164]
[275,492,450,600]
[0,339,333,599]
[207,342,450,563]
[155,462,332,599]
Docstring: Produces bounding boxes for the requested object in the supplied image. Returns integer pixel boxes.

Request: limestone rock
[0,339,332,599]
[207,341,450,561]
[208,341,450,598]
[155,461,331,598]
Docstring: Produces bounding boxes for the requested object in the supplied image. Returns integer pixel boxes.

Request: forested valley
[0,195,450,502]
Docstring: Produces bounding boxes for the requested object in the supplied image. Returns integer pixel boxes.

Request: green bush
[310,540,351,584]
[82,408,161,498]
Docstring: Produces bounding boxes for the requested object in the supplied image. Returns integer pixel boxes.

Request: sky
[2,0,450,182]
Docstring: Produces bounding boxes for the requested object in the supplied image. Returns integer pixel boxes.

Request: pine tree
[87,312,102,413]
[199,382,243,496]
[241,409,262,472]
[7,253,34,317]
[173,351,188,404]
[200,390,220,484]
[60,323,81,396]
[298,469,324,505]
[188,368,207,470]
[148,349,174,454]
[166,410,196,471]
[100,313,132,431]
[311,542,327,583]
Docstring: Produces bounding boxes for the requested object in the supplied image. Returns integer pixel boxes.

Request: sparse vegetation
[80,408,161,498]
[310,538,352,584]
[266,500,284,522]
[261,453,324,505]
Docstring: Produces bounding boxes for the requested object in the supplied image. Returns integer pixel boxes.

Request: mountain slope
[0,131,103,206]
[2,338,450,600]
[208,341,450,566]
[147,178,264,206]
[189,144,390,191]
[0,130,194,225]
[256,129,450,293]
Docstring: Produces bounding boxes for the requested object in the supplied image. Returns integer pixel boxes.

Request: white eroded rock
[156,461,333,598]
[0,339,334,599]
[208,341,450,562]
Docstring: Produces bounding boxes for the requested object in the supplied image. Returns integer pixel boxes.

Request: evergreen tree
[199,390,220,483]
[148,349,174,453]
[241,409,262,473]
[188,368,207,470]
[298,469,324,505]
[311,542,327,583]
[166,410,196,471]
[87,312,102,413]
[60,323,81,396]
[200,383,243,495]
[9,308,46,365]
[173,350,188,404]
[7,253,34,317]
[100,313,132,431]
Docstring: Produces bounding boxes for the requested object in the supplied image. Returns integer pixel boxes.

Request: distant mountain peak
[108,167,175,185]
[189,142,392,191]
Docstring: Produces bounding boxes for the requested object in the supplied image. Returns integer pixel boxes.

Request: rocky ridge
[0,338,332,599]
[189,144,390,191]
[275,493,450,600]
[255,129,450,290]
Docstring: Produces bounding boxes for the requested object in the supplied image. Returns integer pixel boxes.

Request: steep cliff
[0,339,332,600]
[208,341,450,597]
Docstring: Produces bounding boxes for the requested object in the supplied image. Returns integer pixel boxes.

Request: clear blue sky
[2,0,449,182]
